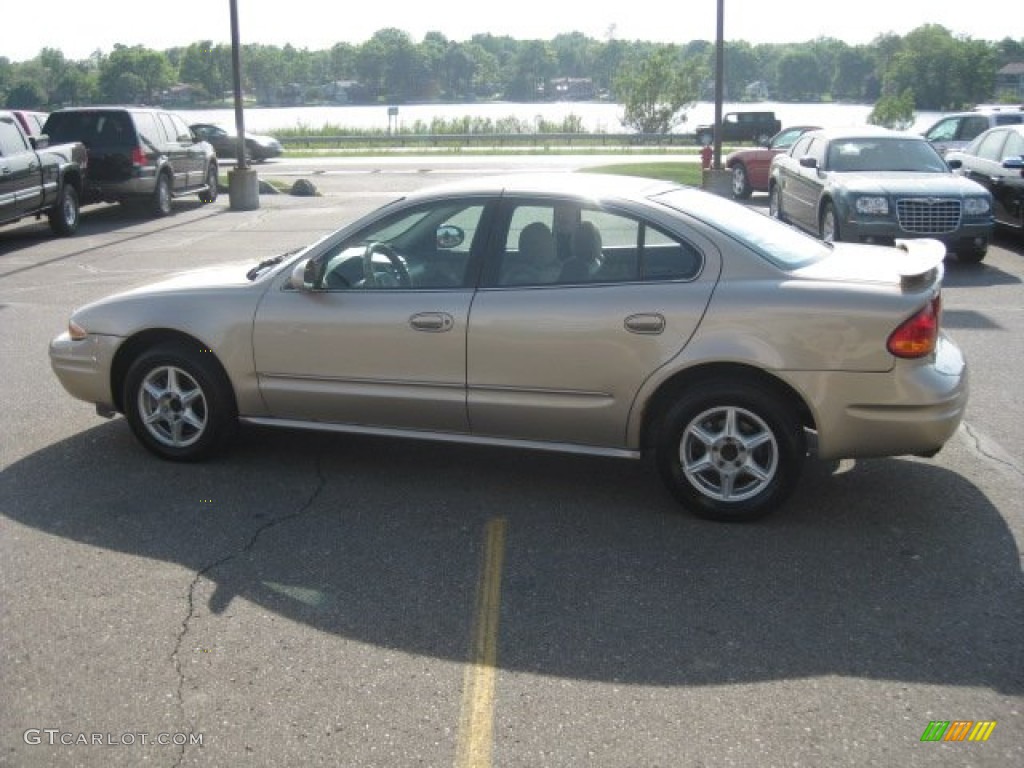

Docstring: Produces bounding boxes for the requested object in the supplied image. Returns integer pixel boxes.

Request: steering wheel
[362,242,411,287]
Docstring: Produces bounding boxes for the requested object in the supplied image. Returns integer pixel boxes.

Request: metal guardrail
[277,132,701,149]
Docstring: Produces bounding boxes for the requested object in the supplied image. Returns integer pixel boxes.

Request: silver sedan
[50,173,967,522]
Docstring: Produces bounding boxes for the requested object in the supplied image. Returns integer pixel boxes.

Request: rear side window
[43,111,133,147]
[995,113,1024,126]
[133,113,163,149]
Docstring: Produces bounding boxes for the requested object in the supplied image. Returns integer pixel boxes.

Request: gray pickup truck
[0,110,87,236]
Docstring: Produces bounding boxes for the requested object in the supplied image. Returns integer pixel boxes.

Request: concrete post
[228,168,260,211]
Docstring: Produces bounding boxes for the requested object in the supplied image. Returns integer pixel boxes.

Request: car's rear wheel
[656,381,804,522]
[731,164,752,199]
[151,172,173,217]
[123,343,237,461]
[48,184,80,236]
[198,163,219,204]
[820,202,840,242]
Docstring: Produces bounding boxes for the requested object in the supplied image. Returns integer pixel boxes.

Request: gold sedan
[49,174,967,522]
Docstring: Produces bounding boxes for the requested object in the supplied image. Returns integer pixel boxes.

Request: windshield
[653,188,830,269]
[827,137,948,173]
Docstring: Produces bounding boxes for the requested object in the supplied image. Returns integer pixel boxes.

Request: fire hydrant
[700,144,713,170]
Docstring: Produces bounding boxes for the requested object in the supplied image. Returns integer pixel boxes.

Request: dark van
[42,107,219,216]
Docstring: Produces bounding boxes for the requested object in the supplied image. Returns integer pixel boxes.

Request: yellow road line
[456,517,508,768]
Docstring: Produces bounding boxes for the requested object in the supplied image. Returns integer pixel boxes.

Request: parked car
[0,110,87,236]
[922,106,1024,156]
[189,123,283,162]
[946,124,1024,234]
[769,126,993,262]
[49,174,967,522]
[695,111,782,146]
[725,125,820,198]
[42,107,219,217]
[11,110,48,137]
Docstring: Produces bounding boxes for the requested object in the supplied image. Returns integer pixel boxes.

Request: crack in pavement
[962,421,1024,480]
[168,454,327,767]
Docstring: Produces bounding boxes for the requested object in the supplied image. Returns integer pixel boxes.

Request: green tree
[884,25,997,109]
[868,88,915,129]
[614,45,703,134]
[776,49,827,100]
[507,40,557,100]
[98,45,173,103]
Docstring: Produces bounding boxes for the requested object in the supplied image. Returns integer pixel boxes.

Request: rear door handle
[624,313,666,335]
[409,312,454,332]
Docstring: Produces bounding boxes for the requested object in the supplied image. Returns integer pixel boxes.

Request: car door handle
[409,312,454,332]
[624,313,666,335]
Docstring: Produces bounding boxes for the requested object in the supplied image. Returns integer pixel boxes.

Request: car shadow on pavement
[1,420,1020,694]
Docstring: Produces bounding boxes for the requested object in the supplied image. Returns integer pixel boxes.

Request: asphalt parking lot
[1,158,1022,767]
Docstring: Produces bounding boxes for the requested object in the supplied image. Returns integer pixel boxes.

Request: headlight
[964,197,991,215]
[855,196,889,215]
[68,320,87,340]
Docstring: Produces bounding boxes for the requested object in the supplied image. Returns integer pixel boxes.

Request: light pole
[227,0,260,210]
[713,0,725,170]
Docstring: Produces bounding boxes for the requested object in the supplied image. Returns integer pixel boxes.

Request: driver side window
[321,200,487,290]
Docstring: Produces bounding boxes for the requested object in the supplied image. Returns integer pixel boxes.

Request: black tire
[655,380,805,522]
[820,202,840,243]
[151,172,173,217]
[122,343,237,461]
[730,164,752,199]
[768,183,785,222]
[48,184,80,236]
[198,163,219,204]
[955,248,986,264]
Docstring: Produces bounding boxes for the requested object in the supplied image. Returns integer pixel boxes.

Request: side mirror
[1002,156,1024,170]
[798,156,818,170]
[436,224,465,249]
[946,158,962,170]
[30,134,49,150]
[289,258,322,291]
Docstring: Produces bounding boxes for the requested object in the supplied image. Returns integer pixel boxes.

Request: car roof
[805,126,924,142]
[404,172,682,203]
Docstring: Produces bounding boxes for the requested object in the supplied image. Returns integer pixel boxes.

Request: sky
[4,0,1016,63]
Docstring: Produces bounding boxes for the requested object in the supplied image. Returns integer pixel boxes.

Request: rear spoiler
[894,238,945,292]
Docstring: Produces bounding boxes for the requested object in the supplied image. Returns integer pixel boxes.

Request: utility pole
[227,0,259,210]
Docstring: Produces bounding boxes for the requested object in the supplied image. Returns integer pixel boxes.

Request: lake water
[178,101,945,135]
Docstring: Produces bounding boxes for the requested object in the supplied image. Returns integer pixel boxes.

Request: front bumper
[839,214,991,252]
[49,332,121,412]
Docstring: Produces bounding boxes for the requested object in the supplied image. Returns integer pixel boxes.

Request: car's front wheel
[731,164,752,199]
[655,381,805,522]
[820,202,840,242]
[955,248,986,264]
[768,183,785,222]
[123,343,237,461]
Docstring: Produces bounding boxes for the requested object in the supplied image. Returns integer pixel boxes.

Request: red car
[725,126,819,199]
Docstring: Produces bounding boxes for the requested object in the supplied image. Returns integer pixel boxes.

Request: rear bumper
[782,335,968,460]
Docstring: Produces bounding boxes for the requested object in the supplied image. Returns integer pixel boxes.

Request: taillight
[887,294,941,359]
[131,145,147,167]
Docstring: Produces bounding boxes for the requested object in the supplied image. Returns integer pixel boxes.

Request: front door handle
[624,313,666,335]
[409,312,454,332]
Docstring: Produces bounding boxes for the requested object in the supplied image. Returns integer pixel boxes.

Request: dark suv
[42,107,218,216]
